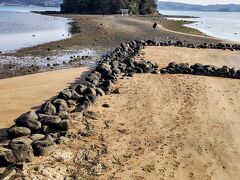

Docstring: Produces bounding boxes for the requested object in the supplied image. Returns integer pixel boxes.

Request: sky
[158,0,240,5]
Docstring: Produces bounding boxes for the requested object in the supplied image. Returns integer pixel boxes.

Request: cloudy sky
[158,0,240,5]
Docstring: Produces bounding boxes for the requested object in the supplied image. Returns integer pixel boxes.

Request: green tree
[61,0,157,15]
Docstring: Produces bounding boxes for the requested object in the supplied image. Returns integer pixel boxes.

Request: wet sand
[13,15,220,57]
[0,14,224,80]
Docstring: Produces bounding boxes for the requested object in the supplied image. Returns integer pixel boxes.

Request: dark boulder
[8,127,31,138]
[58,89,72,100]
[26,119,41,131]
[0,149,16,167]
[59,120,71,131]
[30,134,45,141]
[58,111,71,120]
[15,111,38,126]
[74,101,90,113]
[41,101,56,115]
[84,87,97,97]
[38,114,61,127]
[8,137,34,163]
[32,136,56,156]
[217,66,230,77]
[73,84,88,94]
[95,88,105,96]
[52,98,68,112]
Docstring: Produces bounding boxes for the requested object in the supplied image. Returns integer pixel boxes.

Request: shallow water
[0,49,97,68]
[159,10,240,42]
[0,6,72,52]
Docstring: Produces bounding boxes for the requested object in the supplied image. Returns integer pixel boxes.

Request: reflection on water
[0,6,72,52]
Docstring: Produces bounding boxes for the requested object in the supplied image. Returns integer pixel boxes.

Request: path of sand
[1,47,240,179]
[0,67,89,131]
[86,47,240,179]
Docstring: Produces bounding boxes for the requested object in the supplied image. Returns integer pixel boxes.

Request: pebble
[102,103,110,108]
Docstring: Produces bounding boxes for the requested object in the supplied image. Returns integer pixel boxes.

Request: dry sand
[87,47,240,179]
[2,47,240,179]
[0,67,89,130]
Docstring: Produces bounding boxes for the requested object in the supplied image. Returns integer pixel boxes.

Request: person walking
[153,22,157,31]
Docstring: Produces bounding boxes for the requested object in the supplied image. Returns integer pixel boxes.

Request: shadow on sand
[0,68,92,142]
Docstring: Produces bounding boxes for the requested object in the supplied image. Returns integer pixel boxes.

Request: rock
[152,69,161,74]
[102,103,110,108]
[9,137,34,163]
[41,125,50,134]
[30,134,45,141]
[32,136,56,156]
[13,162,28,171]
[71,90,82,101]
[41,101,56,115]
[74,101,90,113]
[218,66,230,77]
[9,137,33,146]
[15,111,38,126]
[112,88,120,94]
[95,88,105,96]
[52,98,69,112]
[8,127,31,138]
[74,84,87,94]
[0,167,6,174]
[0,140,10,147]
[0,148,15,167]
[26,119,41,131]
[83,93,97,104]
[58,111,71,120]
[59,120,71,131]
[83,81,96,88]
[67,99,77,108]
[38,114,61,127]
[0,167,16,180]
[135,67,144,73]
[55,136,69,145]
[58,89,72,100]
[86,73,100,84]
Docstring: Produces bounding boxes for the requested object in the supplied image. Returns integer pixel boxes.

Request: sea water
[159,10,240,42]
[0,6,71,52]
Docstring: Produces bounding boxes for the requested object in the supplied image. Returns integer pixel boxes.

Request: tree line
[60,0,158,15]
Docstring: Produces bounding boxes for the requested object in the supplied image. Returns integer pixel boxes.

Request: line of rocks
[0,39,239,178]
[161,62,240,79]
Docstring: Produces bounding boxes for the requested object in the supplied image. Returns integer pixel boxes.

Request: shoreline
[159,10,240,44]
[0,14,228,80]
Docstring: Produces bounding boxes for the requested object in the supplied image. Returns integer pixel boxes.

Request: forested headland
[60,0,158,15]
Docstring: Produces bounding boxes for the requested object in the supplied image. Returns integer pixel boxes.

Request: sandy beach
[84,47,240,179]
[1,12,240,179]
[1,46,240,179]
[0,67,89,140]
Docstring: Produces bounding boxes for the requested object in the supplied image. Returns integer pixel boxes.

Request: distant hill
[158,1,240,12]
[0,0,62,6]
